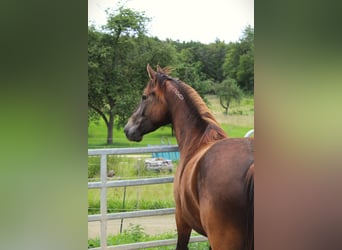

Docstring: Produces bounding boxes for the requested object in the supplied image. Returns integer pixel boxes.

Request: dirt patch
[88,214,177,239]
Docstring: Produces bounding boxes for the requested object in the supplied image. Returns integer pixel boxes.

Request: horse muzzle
[124,123,143,142]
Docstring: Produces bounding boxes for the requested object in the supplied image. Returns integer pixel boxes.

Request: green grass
[88,182,175,215]
[88,224,210,249]
[207,94,254,115]
[88,122,177,148]
[88,95,254,148]
[88,121,252,148]
[88,155,176,214]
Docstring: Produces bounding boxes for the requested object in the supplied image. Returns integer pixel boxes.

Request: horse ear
[157,65,163,73]
[147,64,156,80]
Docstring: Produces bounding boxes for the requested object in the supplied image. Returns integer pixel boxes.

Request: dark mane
[156,66,178,85]
[155,69,227,144]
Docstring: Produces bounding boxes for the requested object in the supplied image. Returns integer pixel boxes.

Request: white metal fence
[87,129,254,249]
[88,145,208,249]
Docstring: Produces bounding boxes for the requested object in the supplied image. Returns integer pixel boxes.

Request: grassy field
[88,95,254,148]
[206,94,254,127]
[88,154,175,214]
[88,122,177,148]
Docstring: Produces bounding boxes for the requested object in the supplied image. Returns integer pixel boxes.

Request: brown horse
[124,65,254,250]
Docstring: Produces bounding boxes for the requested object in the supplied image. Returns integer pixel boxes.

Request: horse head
[124,64,171,142]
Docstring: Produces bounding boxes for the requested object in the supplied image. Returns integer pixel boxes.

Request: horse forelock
[157,65,173,75]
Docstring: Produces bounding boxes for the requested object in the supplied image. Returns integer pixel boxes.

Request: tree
[236,26,254,93]
[88,7,177,144]
[202,39,228,83]
[216,78,243,115]
[88,7,150,144]
[223,25,254,93]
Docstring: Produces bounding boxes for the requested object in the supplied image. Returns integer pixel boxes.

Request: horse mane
[179,83,228,143]
[155,66,227,144]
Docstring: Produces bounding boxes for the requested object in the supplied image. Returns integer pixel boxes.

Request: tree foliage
[88,6,254,144]
[88,7,177,144]
[216,78,243,115]
[223,25,254,93]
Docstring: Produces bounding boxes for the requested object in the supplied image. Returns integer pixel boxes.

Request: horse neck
[164,81,227,158]
[172,109,204,155]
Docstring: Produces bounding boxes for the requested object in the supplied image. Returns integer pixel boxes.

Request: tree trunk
[220,96,229,115]
[225,102,229,115]
[106,113,114,145]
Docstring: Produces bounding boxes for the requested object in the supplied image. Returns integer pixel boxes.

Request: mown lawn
[88,121,252,148]
[88,122,177,148]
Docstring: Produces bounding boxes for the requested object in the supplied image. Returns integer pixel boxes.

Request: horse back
[198,137,254,197]
[174,137,254,242]
[197,138,254,231]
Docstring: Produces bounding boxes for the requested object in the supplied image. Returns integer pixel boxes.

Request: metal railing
[88,145,208,249]
[88,129,254,249]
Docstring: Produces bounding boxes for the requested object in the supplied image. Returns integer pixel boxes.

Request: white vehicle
[144,158,174,172]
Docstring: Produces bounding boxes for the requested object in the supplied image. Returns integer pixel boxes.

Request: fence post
[100,154,108,249]
[119,186,127,234]
[244,129,254,138]
[88,145,211,249]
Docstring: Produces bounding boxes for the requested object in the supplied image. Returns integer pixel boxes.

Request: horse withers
[124,64,254,250]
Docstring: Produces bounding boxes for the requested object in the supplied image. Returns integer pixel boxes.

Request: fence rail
[88,145,207,249]
[88,176,174,189]
[88,130,254,249]
[90,236,207,250]
[88,145,179,156]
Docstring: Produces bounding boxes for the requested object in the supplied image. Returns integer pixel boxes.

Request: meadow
[88,155,175,215]
[88,95,254,148]
[88,95,253,248]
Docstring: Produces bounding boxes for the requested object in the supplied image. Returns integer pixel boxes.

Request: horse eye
[142,95,147,100]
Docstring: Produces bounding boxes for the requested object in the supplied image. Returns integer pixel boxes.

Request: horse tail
[246,163,254,250]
